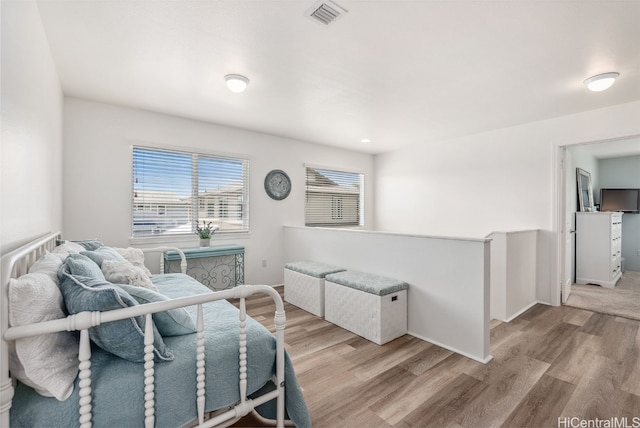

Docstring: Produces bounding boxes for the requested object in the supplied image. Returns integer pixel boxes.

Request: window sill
[129,232,251,247]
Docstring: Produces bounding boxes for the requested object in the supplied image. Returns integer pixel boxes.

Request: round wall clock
[264,169,291,200]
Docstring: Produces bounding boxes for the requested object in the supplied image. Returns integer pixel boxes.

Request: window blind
[305,167,363,227]
[132,146,249,237]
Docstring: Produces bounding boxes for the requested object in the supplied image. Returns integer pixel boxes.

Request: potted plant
[195,221,218,247]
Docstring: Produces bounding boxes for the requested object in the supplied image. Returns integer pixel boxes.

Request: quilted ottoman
[284,261,345,317]
[324,270,408,345]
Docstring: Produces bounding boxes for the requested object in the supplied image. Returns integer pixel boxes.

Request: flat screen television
[600,188,640,213]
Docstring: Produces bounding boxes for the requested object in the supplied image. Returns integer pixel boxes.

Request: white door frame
[560,148,574,303]
[553,134,640,305]
[552,144,564,307]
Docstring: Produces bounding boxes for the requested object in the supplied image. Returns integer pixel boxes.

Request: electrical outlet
[262,259,268,268]
[637,249,640,256]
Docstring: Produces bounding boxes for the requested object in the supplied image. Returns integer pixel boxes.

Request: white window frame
[305,164,364,228]
[131,145,249,239]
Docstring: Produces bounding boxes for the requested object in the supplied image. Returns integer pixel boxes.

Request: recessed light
[584,72,619,92]
[224,74,249,93]
[360,138,371,144]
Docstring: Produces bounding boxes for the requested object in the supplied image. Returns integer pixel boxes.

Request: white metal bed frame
[0,232,287,428]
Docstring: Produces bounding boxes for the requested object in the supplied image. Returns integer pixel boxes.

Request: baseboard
[502,300,542,323]
[406,331,493,364]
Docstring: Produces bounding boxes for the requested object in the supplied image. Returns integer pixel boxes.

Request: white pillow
[114,247,152,276]
[8,273,79,401]
[28,251,64,283]
[101,260,158,291]
[52,241,85,258]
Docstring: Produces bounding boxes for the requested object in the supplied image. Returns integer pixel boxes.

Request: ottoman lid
[325,270,408,296]
[284,261,345,278]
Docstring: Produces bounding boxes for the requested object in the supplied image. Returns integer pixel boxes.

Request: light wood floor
[240,289,640,427]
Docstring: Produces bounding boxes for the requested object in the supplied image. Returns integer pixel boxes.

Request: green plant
[195,221,218,239]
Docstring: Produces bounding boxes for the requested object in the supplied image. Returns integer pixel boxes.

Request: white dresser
[576,211,623,288]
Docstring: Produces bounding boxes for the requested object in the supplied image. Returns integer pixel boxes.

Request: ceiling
[574,137,640,160]
[35,0,640,154]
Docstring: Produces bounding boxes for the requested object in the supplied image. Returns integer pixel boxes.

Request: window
[305,166,363,227]
[332,197,343,220]
[132,146,249,237]
[220,199,228,218]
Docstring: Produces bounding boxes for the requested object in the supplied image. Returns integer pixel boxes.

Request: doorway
[555,135,640,317]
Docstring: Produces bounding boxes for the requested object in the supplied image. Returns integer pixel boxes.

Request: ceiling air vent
[306,1,347,26]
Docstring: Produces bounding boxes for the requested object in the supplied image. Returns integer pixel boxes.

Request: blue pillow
[59,273,174,363]
[80,246,126,267]
[118,284,197,337]
[59,253,105,282]
[72,240,104,251]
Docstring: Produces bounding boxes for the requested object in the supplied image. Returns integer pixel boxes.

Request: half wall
[283,226,491,363]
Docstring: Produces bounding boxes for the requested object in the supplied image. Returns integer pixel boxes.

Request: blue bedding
[10,274,310,427]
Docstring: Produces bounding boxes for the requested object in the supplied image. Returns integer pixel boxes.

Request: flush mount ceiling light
[584,72,619,92]
[224,74,249,93]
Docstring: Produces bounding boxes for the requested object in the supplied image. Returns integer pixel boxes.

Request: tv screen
[600,188,640,213]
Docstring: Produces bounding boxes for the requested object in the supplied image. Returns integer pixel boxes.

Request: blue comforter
[10,274,310,427]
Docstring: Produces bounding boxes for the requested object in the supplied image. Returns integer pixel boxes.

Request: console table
[163,245,245,291]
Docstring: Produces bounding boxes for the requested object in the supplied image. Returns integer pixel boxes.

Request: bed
[0,232,311,428]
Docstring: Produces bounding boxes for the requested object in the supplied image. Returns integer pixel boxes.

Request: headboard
[0,231,62,427]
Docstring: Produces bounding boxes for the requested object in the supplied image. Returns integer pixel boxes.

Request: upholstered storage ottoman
[324,271,408,345]
[284,261,345,317]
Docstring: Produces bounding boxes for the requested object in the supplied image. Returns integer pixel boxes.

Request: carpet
[565,270,640,321]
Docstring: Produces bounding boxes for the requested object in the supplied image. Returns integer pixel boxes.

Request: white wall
[569,145,599,207]
[62,98,374,285]
[375,101,640,306]
[489,230,538,322]
[283,226,491,362]
[0,0,63,254]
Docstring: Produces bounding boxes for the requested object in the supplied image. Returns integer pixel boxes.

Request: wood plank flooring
[239,288,640,427]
